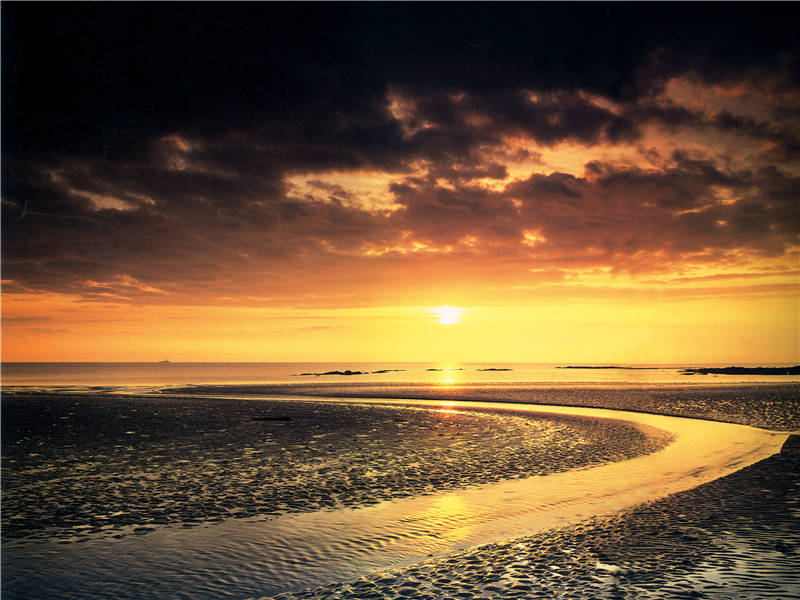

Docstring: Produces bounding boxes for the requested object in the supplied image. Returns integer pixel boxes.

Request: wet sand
[236,386,796,600]
[2,385,797,599]
[159,384,799,600]
[2,401,782,599]
[169,383,800,430]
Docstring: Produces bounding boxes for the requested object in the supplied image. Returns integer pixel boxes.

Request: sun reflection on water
[400,492,475,548]
[431,365,467,387]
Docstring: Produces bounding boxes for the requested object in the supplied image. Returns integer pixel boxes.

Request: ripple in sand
[2,394,664,544]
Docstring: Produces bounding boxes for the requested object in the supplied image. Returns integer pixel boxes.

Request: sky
[2,4,798,363]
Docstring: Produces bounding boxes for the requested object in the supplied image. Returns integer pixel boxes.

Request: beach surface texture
[2,384,798,599]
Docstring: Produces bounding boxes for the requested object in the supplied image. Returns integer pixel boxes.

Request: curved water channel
[3,397,788,599]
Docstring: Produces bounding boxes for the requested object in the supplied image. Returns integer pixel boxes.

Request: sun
[435,305,462,325]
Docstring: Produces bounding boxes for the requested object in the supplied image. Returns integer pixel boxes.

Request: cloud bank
[3,4,798,307]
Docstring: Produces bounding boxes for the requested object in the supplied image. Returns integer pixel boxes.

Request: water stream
[2,398,787,599]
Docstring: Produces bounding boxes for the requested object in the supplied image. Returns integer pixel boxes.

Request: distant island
[475,368,513,371]
[556,365,800,375]
[681,366,800,375]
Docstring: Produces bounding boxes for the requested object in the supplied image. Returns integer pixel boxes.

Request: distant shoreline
[558,365,800,375]
[297,367,514,376]
[681,366,800,375]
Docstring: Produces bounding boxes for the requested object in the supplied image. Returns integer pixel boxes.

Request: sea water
[1,397,785,599]
[2,364,797,599]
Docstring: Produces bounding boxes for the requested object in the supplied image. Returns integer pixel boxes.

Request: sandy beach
[2,384,798,599]
[167,383,800,430]
[2,394,668,544]
[6,3,799,598]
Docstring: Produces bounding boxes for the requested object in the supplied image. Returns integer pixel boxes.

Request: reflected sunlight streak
[435,306,462,325]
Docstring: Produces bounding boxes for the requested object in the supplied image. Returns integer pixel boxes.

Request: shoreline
[1,394,669,545]
[5,380,800,390]
[3,393,790,599]
[273,433,800,600]
[149,382,800,431]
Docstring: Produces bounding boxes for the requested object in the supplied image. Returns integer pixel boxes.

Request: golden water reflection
[400,493,474,547]
[7,399,787,598]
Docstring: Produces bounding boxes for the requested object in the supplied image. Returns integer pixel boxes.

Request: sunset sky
[2,4,798,363]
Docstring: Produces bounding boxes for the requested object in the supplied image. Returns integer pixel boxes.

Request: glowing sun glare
[436,305,462,325]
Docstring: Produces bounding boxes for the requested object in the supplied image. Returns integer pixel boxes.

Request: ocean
[3,361,799,388]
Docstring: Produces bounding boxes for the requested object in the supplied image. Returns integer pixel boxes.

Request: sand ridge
[2,394,788,599]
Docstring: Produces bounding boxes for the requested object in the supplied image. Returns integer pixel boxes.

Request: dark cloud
[5,145,796,306]
[2,4,799,306]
